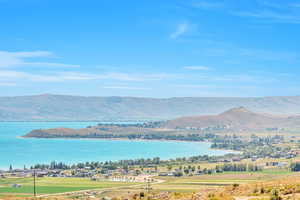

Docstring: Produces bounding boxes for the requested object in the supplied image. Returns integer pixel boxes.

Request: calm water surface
[0,122,230,170]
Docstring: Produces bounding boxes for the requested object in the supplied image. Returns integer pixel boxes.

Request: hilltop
[2,94,300,121]
[163,106,300,132]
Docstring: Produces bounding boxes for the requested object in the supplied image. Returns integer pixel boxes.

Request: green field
[0,177,140,196]
[0,169,294,198]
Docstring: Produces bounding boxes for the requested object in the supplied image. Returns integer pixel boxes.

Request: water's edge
[0,122,232,170]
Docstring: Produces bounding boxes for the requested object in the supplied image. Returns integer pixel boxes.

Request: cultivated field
[0,177,141,198]
[0,169,297,199]
[151,169,292,193]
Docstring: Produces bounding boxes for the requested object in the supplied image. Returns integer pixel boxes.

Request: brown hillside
[163,107,298,131]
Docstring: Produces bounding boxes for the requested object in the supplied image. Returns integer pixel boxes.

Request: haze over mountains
[163,107,300,132]
[24,107,300,138]
[1,94,300,121]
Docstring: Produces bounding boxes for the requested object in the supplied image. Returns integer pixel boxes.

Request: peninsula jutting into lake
[24,107,300,140]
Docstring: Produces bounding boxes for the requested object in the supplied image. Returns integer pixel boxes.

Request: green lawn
[0,185,101,194]
[261,168,292,175]
[0,170,294,196]
[0,177,141,195]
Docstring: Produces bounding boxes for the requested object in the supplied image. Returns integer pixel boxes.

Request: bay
[0,122,230,170]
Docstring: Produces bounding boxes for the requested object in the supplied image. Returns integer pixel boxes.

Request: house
[158,172,168,176]
[232,157,241,162]
[12,184,22,188]
[37,171,49,177]
[278,162,288,168]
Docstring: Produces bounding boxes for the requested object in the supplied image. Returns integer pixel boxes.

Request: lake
[0,122,231,170]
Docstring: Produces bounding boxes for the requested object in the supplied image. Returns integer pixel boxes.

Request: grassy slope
[152,169,292,193]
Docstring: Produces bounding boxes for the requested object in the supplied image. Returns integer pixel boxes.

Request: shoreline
[0,137,241,170]
[19,136,240,154]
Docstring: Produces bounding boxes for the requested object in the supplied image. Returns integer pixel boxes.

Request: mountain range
[1,94,300,121]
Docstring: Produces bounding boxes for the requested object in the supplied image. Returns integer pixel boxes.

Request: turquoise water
[0,122,230,170]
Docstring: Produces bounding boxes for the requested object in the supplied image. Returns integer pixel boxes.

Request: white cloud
[202,46,298,62]
[11,51,53,58]
[23,62,80,68]
[170,22,189,39]
[192,1,224,9]
[176,84,213,89]
[290,3,300,8]
[183,66,211,70]
[229,1,300,24]
[189,1,300,24]
[175,83,258,90]
[103,86,151,90]
[233,10,300,24]
[0,51,79,68]
[0,70,178,83]
[0,82,16,86]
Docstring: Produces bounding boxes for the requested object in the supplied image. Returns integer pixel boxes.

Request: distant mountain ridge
[1,94,300,121]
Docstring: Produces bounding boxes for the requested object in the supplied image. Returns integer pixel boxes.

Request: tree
[270,189,282,200]
[184,168,189,175]
[191,166,195,173]
[290,162,300,172]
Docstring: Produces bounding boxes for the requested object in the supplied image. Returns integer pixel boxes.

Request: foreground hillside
[2,94,300,121]
[2,170,300,200]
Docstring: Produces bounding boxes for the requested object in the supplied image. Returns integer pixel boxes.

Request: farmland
[0,177,141,198]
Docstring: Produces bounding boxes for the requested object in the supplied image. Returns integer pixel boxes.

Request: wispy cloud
[175,83,258,90]
[290,3,300,8]
[97,73,177,81]
[183,66,211,70]
[0,70,178,83]
[192,1,224,10]
[202,46,299,63]
[175,84,213,89]
[261,1,300,9]
[231,1,300,24]
[0,82,16,86]
[170,22,189,39]
[103,86,151,90]
[0,51,79,68]
[188,1,300,24]
[22,62,80,68]
[233,10,300,24]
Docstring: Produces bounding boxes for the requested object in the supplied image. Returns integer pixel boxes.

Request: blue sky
[0,0,300,97]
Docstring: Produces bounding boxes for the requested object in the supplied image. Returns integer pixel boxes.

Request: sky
[0,0,300,97]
